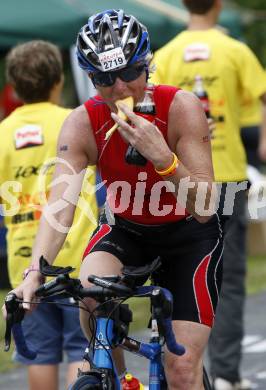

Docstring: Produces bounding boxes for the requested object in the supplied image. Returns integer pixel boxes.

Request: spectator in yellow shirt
[0,41,98,390]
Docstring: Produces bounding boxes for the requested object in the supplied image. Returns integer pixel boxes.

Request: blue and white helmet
[76,9,151,73]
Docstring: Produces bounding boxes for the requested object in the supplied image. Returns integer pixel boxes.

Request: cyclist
[0,41,98,390]
[4,11,223,390]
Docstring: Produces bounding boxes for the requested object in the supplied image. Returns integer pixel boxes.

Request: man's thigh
[154,239,223,327]
[80,251,123,285]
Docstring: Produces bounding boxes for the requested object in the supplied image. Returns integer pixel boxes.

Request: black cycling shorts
[83,213,224,327]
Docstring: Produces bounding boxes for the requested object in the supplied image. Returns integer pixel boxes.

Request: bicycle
[4,256,213,389]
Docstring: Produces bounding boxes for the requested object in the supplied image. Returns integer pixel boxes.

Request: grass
[127,296,150,332]
[247,255,266,294]
[0,255,265,373]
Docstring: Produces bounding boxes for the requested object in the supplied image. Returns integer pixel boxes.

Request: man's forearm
[157,159,216,223]
[30,203,75,268]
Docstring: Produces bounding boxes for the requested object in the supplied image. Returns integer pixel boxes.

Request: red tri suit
[84,85,188,224]
[83,84,224,328]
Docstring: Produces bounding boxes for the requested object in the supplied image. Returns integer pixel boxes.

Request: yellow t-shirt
[0,102,98,288]
[151,29,266,182]
[240,91,262,127]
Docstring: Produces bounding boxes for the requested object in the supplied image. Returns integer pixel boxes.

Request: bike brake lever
[4,313,12,352]
[35,274,82,299]
[4,293,38,359]
[35,274,70,297]
[35,283,69,298]
[151,288,185,356]
[4,293,25,352]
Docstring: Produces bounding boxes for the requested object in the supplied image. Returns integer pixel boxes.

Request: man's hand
[2,272,41,319]
[111,103,173,169]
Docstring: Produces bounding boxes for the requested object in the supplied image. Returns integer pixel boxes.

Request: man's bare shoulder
[62,105,90,133]
[167,89,209,146]
[58,105,98,164]
[171,89,204,117]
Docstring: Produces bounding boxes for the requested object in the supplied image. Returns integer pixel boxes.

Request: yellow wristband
[155,153,179,176]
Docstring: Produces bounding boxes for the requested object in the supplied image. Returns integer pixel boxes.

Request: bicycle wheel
[203,366,213,390]
[69,374,103,390]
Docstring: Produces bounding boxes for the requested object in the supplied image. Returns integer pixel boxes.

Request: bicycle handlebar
[4,293,37,360]
[34,273,134,299]
[5,274,185,359]
[136,286,185,356]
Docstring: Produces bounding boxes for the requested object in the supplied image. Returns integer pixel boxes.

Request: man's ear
[88,73,96,88]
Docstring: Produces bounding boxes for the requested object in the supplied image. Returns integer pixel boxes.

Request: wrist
[23,265,45,283]
[154,152,179,177]
[154,152,173,171]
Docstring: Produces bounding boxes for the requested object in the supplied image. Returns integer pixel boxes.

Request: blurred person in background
[0,74,23,289]
[240,93,263,170]
[0,40,98,390]
[0,82,23,121]
[151,0,266,389]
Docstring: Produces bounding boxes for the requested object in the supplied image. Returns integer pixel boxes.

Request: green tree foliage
[234,0,266,9]
[233,0,266,65]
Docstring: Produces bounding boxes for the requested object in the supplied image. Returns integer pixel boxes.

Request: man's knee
[165,353,201,389]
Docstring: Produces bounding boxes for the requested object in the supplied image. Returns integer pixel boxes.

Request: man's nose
[112,76,127,91]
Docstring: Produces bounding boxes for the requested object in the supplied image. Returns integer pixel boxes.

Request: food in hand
[105,96,134,140]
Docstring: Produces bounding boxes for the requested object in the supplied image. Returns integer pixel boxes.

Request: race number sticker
[98,47,127,72]
[184,43,211,62]
[14,124,43,150]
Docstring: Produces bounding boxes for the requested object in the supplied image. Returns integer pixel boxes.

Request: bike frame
[91,286,167,390]
[5,270,185,389]
[94,316,165,389]
[93,317,121,389]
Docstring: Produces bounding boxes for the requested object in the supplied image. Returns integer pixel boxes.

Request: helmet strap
[145,65,149,81]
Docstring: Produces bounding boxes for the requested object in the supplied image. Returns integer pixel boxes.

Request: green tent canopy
[0,0,243,50]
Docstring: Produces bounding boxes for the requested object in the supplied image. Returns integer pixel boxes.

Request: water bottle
[125,85,156,166]
[192,75,211,118]
[121,373,145,390]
